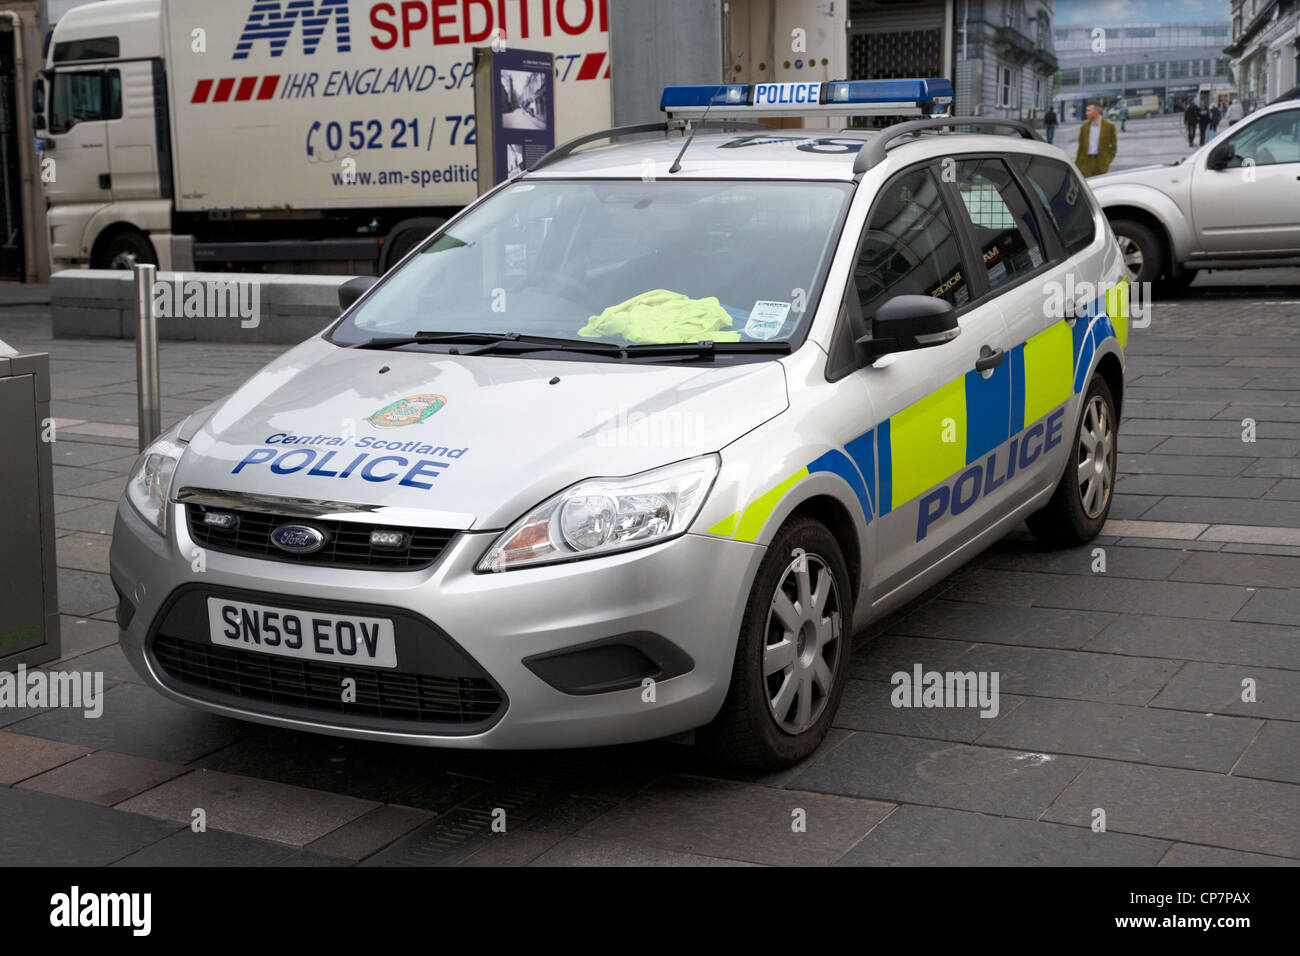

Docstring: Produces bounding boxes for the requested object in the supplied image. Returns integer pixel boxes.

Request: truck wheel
[1110,219,1163,286]
[1026,375,1119,547]
[381,219,444,272]
[95,231,157,271]
[699,517,851,769]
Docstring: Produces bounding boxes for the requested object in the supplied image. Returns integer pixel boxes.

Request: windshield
[330,179,854,352]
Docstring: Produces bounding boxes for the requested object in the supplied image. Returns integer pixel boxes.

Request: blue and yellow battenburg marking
[708,278,1128,543]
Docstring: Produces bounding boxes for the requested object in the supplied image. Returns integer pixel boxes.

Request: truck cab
[37,0,174,270]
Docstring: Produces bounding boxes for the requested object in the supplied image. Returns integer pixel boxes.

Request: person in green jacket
[1075,103,1118,177]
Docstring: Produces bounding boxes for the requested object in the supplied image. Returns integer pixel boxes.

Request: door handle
[98,173,111,190]
[975,345,1005,373]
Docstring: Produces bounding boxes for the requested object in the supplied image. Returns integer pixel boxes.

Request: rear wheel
[699,517,851,769]
[1026,375,1119,547]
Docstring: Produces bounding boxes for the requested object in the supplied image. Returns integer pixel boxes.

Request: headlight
[125,436,185,536]
[478,455,720,571]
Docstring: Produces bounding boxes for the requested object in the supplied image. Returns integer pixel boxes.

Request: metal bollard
[134,263,161,451]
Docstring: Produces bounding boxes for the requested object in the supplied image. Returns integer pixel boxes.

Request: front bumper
[110,498,764,749]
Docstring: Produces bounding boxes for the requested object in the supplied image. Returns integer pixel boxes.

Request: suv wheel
[1111,219,1164,286]
[1027,376,1119,547]
[699,517,851,769]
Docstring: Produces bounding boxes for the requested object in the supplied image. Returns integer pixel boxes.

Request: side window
[48,69,121,134]
[854,166,969,320]
[951,158,1046,291]
[1224,110,1300,167]
[1012,155,1096,256]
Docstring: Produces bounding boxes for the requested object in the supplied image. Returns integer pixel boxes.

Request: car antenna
[668,83,725,174]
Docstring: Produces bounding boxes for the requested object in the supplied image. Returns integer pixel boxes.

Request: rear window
[951,158,1047,291]
[1011,155,1096,256]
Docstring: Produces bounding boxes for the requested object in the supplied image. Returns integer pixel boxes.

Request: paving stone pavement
[0,274,1298,867]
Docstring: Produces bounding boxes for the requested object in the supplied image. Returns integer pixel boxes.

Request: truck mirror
[33,114,46,132]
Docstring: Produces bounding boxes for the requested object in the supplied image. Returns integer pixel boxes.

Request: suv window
[854,166,969,317]
[1224,109,1300,167]
[951,158,1046,290]
[48,69,121,134]
[1012,155,1096,256]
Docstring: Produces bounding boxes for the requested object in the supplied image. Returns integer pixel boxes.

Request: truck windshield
[330,178,853,351]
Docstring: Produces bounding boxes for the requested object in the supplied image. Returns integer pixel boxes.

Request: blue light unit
[660,78,954,119]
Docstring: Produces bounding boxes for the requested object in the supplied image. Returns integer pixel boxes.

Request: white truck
[34,0,611,273]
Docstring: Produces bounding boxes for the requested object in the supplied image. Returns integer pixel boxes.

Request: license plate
[206,598,397,669]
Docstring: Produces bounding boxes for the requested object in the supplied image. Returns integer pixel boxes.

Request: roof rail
[854,117,1040,174]
[529,119,770,173]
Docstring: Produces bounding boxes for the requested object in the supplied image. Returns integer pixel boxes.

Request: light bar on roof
[660,78,954,119]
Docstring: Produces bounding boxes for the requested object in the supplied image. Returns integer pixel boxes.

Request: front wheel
[1026,376,1119,547]
[94,230,157,271]
[1110,218,1164,286]
[699,517,852,769]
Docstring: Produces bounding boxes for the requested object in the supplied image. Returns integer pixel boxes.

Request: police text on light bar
[660,78,954,119]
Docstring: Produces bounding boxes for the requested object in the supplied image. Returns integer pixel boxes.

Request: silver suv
[1089,100,1300,294]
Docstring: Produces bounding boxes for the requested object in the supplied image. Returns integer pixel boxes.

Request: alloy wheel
[1077,395,1115,519]
[762,550,843,735]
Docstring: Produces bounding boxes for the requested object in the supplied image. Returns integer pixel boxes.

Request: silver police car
[111,79,1129,768]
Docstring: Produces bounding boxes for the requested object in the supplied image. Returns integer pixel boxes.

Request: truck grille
[153,633,504,726]
[186,504,455,571]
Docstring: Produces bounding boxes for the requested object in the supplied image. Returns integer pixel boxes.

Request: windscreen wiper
[454,334,626,357]
[346,330,510,350]
[621,340,793,358]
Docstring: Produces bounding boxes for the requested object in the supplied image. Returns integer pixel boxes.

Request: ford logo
[270,524,327,555]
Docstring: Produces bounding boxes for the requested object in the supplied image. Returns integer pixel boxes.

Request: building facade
[1227,0,1299,112]
[951,0,1057,120]
[1055,22,1233,122]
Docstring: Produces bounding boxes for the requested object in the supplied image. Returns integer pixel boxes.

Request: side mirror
[338,275,377,312]
[32,76,45,114]
[1207,142,1235,170]
[33,114,46,131]
[856,294,960,363]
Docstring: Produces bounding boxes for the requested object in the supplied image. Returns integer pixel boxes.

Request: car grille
[153,633,504,726]
[186,504,455,571]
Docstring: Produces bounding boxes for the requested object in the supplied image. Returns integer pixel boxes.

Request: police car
[110,79,1129,768]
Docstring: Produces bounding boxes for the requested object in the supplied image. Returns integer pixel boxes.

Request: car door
[43,67,118,205]
[839,162,1014,598]
[1192,105,1300,254]
[959,154,1091,511]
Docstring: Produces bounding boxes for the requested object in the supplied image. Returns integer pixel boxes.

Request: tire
[94,230,157,271]
[699,517,852,770]
[1026,375,1119,547]
[382,219,444,272]
[1110,218,1164,287]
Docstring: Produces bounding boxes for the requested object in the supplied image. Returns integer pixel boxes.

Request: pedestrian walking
[1197,104,1210,146]
[1183,102,1200,147]
[1075,103,1117,177]
[1226,100,1243,126]
[1210,103,1221,133]
[1119,102,1129,132]
[1044,106,1058,144]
